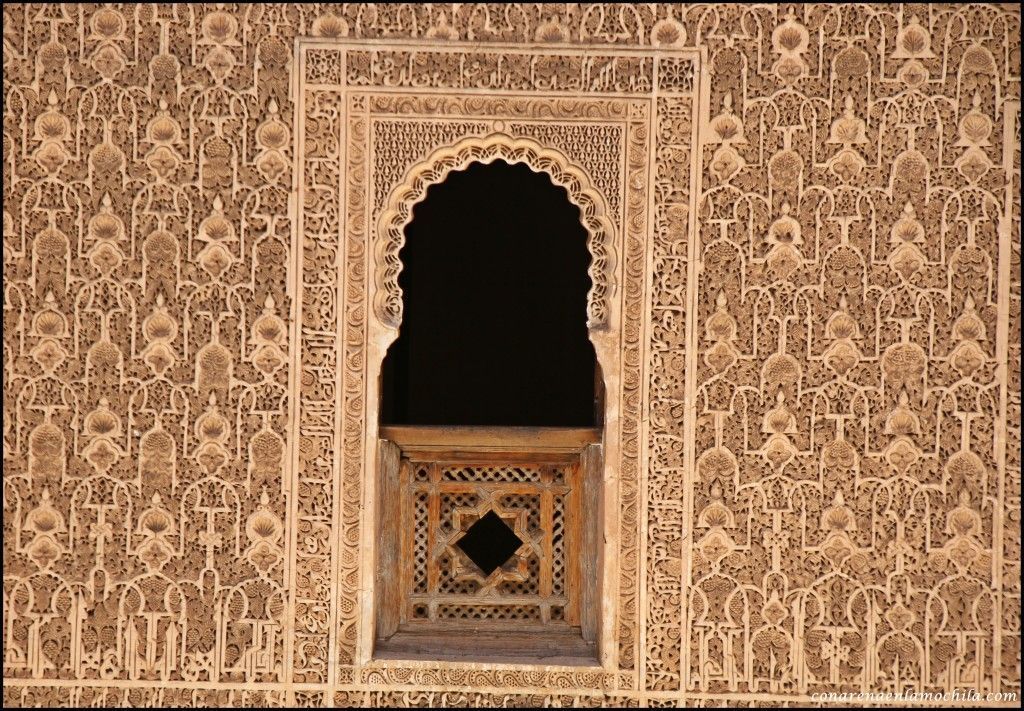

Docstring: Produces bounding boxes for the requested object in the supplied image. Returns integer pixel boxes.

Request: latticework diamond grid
[404,460,576,628]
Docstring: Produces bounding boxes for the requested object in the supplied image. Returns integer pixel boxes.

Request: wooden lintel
[379,425,602,455]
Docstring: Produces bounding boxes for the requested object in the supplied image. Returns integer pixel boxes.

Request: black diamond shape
[455,510,523,576]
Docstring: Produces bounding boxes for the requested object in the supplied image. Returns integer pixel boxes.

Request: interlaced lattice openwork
[403,460,576,627]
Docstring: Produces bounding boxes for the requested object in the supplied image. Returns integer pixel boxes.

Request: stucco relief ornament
[695,481,736,567]
[82,398,125,475]
[245,490,285,574]
[196,196,236,279]
[2,2,1019,703]
[89,6,127,40]
[891,15,937,60]
[255,99,290,183]
[651,17,687,48]
[144,101,184,181]
[764,202,804,280]
[761,390,799,471]
[250,295,288,376]
[27,412,66,488]
[708,94,746,183]
[888,201,928,281]
[827,96,868,183]
[87,194,125,254]
[30,292,68,373]
[91,43,126,81]
[929,491,990,574]
[23,489,67,571]
[194,394,231,476]
[820,492,868,570]
[949,296,988,378]
[703,291,740,374]
[425,12,459,41]
[822,298,863,378]
[955,94,995,184]
[135,494,178,572]
[771,12,809,83]
[33,91,70,175]
[312,12,349,39]
[141,294,178,376]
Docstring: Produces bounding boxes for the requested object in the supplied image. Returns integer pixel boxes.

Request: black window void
[380,160,599,427]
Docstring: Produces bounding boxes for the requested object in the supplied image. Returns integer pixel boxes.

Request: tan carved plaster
[305,40,685,692]
[2,3,1020,708]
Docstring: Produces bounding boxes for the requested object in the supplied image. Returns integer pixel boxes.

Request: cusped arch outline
[374,133,617,331]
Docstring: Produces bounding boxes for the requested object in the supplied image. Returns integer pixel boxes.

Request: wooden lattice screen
[375,427,602,663]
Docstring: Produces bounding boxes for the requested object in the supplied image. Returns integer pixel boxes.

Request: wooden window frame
[374,426,603,664]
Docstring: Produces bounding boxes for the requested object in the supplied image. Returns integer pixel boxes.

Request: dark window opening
[380,160,599,427]
[455,510,524,577]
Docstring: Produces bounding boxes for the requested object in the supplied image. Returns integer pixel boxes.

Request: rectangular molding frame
[290,37,703,695]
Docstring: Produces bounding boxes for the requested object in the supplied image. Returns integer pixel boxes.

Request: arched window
[380,160,600,427]
[375,158,604,664]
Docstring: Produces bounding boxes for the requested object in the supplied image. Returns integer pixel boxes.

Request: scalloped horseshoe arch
[374,134,617,332]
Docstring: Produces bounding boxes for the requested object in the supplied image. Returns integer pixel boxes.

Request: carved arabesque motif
[4,1,292,691]
[685,4,1019,700]
[2,3,1020,708]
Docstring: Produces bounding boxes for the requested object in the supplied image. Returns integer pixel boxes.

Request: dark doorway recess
[380,160,598,427]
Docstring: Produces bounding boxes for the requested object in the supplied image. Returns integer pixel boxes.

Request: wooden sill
[380,425,601,455]
[374,627,599,666]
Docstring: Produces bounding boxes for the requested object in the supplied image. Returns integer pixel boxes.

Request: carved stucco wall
[2,3,1020,707]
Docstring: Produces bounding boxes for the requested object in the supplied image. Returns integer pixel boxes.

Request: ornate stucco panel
[293,39,697,695]
[2,3,1020,708]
